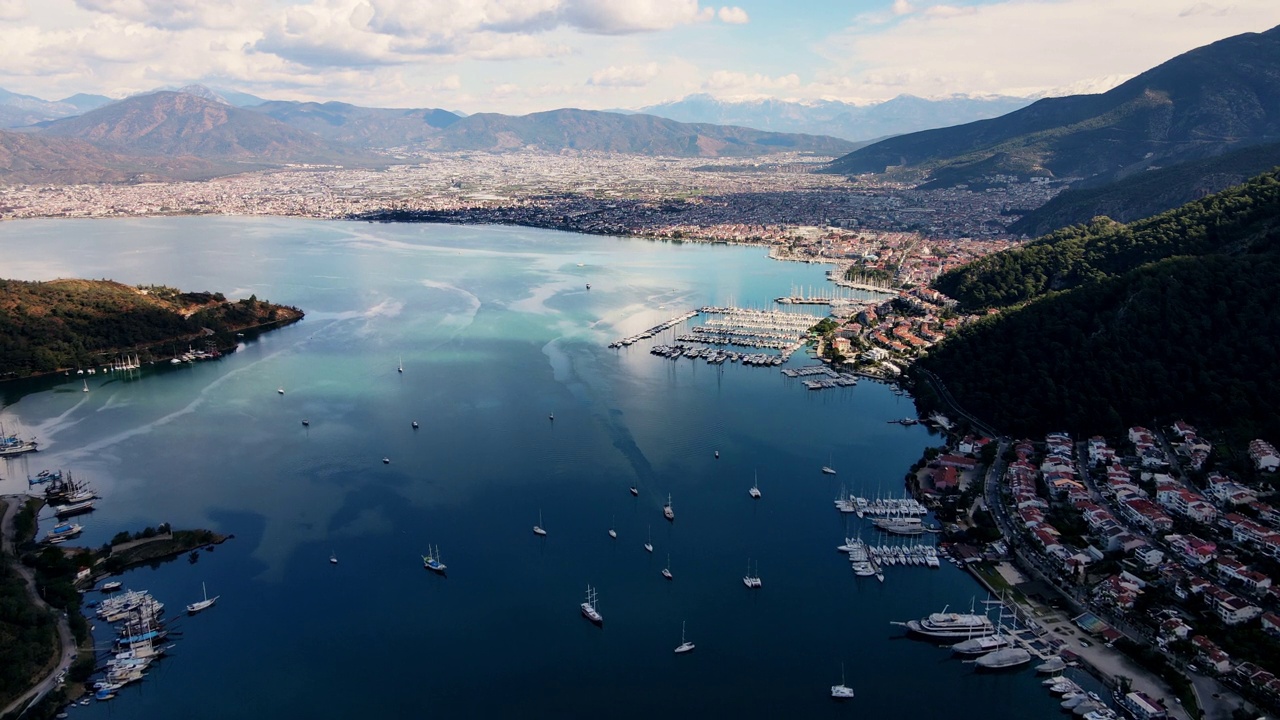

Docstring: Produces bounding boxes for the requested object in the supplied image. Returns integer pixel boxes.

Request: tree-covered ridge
[0,278,302,378]
[934,170,1280,311]
[917,253,1280,441]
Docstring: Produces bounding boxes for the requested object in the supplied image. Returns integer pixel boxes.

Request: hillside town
[915,416,1280,718]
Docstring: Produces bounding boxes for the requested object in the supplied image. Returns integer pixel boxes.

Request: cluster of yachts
[29,470,99,540]
[1044,677,1120,719]
[648,343,785,366]
[834,493,930,518]
[607,310,699,348]
[88,590,171,701]
[891,597,1078,676]
[84,582,217,703]
[838,537,941,579]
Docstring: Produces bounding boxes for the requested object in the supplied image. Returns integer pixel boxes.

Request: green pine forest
[916,170,1280,441]
[0,279,302,379]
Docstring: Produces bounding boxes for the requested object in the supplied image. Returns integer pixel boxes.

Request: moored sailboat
[422,544,447,573]
[580,585,603,625]
[674,621,695,653]
[185,582,218,614]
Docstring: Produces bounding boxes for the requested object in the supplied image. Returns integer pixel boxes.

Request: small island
[0,278,303,379]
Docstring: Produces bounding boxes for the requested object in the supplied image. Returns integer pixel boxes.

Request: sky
[0,0,1278,113]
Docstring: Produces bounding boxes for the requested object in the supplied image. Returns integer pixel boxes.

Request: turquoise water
[0,218,1062,718]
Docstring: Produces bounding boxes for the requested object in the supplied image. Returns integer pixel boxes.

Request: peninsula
[0,279,303,379]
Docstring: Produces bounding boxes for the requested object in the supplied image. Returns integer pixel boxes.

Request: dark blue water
[0,218,1062,718]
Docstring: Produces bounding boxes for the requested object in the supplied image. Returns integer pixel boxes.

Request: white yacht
[533,510,547,536]
[580,585,603,625]
[663,494,674,521]
[329,551,338,564]
[644,526,653,553]
[662,554,673,580]
[749,472,761,499]
[674,621,695,654]
[185,582,218,615]
[743,559,762,588]
[897,604,994,640]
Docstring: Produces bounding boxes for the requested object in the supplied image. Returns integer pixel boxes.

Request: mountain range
[0,86,871,182]
[828,26,1280,188]
[637,93,1032,142]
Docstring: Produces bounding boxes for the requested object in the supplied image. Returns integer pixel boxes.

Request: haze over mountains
[637,93,1033,143]
[829,25,1280,190]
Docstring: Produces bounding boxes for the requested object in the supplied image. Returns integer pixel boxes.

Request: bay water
[0,218,1064,718]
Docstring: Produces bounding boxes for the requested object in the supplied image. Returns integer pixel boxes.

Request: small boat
[608,515,617,539]
[398,356,403,373]
[743,559,762,589]
[277,387,284,394]
[45,522,83,541]
[663,494,674,521]
[674,621,695,654]
[534,510,547,536]
[412,421,419,429]
[749,471,761,499]
[831,663,855,700]
[822,451,837,475]
[422,545,447,574]
[585,283,591,290]
[101,581,122,592]
[548,413,554,421]
[329,551,338,564]
[82,380,89,393]
[301,419,310,426]
[714,450,719,459]
[52,500,95,518]
[185,582,218,614]
[662,554,673,580]
[629,486,638,496]
[644,525,653,553]
[580,585,603,625]
[382,457,390,464]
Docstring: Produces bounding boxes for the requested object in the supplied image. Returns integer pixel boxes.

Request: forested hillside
[0,279,301,378]
[918,169,1280,440]
[934,170,1280,311]
[919,254,1280,439]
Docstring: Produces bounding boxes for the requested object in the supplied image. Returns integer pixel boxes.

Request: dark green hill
[917,253,1280,439]
[1010,144,1280,236]
[917,170,1280,440]
[826,26,1280,186]
[0,279,302,378]
[934,170,1280,310]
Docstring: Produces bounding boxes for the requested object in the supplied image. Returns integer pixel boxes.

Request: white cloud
[562,0,713,34]
[588,62,660,87]
[0,0,27,20]
[717,6,748,24]
[891,0,913,15]
[73,0,252,30]
[703,70,801,98]
[816,0,1280,101]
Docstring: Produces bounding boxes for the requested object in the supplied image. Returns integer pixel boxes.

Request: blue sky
[0,0,1277,112]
